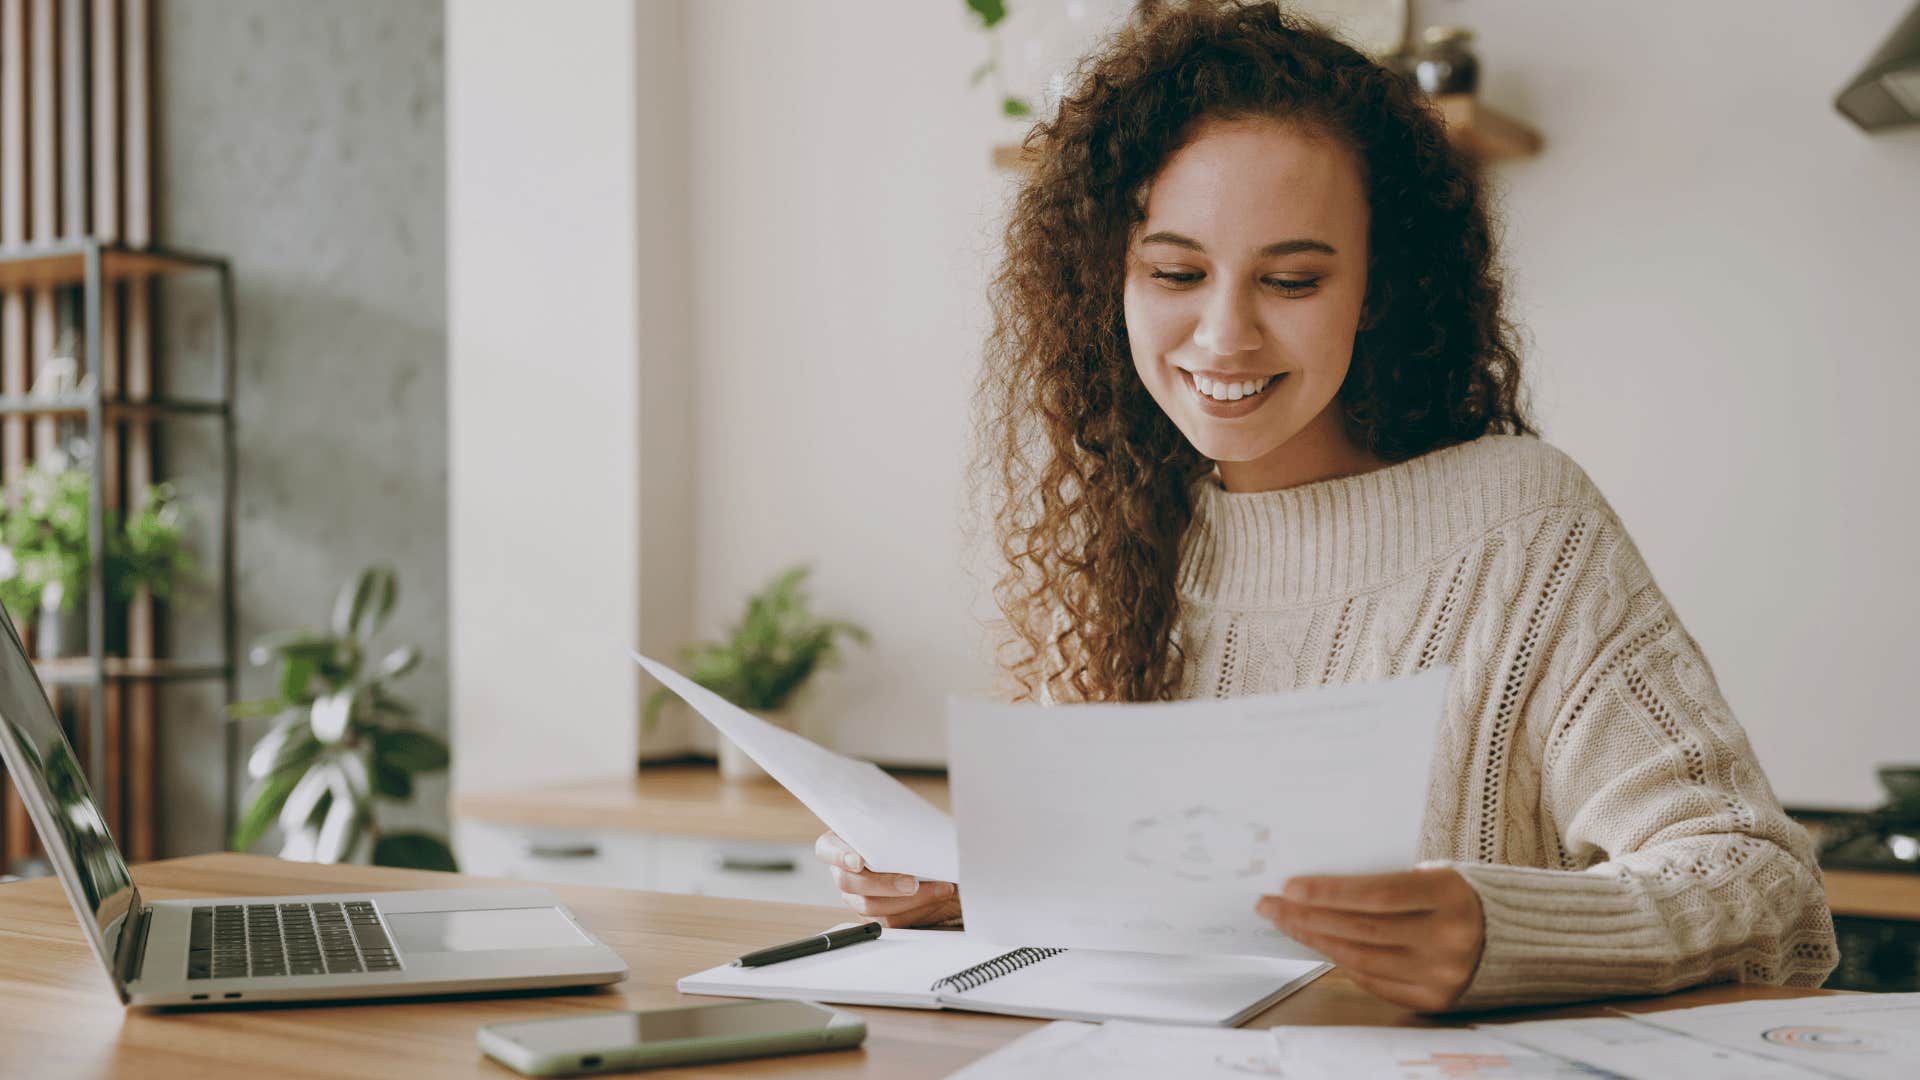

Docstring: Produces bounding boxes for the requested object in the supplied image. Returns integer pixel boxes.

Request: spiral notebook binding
[928,946,1068,994]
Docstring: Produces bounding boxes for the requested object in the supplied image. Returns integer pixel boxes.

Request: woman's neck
[1214,401,1386,493]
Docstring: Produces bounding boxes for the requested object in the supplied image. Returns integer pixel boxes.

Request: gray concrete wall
[154,0,447,856]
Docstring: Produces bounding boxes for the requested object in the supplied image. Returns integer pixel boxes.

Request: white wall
[682,1,1020,762]
[682,0,1920,804]
[1434,0,1920,806]
[446,0,695,791]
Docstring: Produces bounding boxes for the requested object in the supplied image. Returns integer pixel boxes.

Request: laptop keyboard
[187,900,402,980]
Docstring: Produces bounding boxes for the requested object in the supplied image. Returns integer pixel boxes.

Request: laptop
[0,612,629,1007]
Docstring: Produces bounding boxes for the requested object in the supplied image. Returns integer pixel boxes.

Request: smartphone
[476,1000,867,1076]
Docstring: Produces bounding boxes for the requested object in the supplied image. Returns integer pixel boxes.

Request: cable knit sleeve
[1447,511,1838,1010]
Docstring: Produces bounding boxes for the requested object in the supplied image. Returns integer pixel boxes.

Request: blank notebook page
[954,948,1322,1025]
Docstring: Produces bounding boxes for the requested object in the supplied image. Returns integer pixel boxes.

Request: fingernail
[842,853,861,870]
[1282,880,1307,901]
[895,876,920,895]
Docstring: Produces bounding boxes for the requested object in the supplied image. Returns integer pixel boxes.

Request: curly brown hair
[972,0,1534,705]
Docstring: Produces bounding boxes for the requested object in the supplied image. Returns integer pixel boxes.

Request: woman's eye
[1147,270,1319,295]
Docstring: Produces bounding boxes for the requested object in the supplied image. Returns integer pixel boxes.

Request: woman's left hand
[1255,866,1484,1012]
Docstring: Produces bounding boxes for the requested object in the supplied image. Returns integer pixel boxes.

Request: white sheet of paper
[1267,1026,1603,1080]
[632,652,960,882]
[947,667,1450,958]
[1485,1015,1815,1079]
[1618,992,1920,1080]
[948,1021,1287,1079]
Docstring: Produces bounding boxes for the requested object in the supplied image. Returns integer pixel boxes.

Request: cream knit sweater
[1170,434,1837,1009]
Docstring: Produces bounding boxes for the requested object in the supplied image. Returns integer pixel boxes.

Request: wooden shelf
[0,240,227,291]
[1430,93,1543,161]
[991,93,1540,172]
[0,394,228,419]
[32,657,233,686]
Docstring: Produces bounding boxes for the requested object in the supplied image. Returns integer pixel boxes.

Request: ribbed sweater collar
[1176,435,1593,609]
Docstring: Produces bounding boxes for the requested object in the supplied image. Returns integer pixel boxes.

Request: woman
[815,0,1835,1012]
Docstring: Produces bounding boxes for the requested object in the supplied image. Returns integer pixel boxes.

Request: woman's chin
[1179,426,1294,467]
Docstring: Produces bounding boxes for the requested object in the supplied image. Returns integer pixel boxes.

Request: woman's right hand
[813,831,962,928]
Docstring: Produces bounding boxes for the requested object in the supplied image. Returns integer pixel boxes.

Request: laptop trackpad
[385,907,590,953]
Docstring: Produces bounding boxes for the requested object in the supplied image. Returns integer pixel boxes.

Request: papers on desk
[951,1020,1595,1079]
[1619,993,1920,1080]
[954,995,1920,1080]
[631,653,960,881]
[946,667,1451,959]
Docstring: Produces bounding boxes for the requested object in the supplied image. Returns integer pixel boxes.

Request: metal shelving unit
[0,238,237,843]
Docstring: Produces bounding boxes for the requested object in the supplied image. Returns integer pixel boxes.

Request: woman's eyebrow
[1138,230,1336,257]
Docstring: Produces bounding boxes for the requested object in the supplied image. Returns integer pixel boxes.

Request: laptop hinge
[118,901,153,987]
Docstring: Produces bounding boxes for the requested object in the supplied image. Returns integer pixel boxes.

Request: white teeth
[1188,371,1273,403]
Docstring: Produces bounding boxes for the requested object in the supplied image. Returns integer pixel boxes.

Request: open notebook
[680,926,1329,1027]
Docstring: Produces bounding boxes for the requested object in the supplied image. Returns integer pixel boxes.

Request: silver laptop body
[0,612,628,1007]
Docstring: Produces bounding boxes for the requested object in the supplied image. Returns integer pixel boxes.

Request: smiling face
[1123,117,1378,491]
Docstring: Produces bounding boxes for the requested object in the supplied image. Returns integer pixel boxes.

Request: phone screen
[500,1001,841,1052]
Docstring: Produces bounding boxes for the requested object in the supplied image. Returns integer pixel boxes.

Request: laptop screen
[0,610,138,985]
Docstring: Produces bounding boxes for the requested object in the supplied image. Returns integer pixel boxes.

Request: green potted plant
[0,461,193,657]
[228,564,457,871]
[644,565,868,781]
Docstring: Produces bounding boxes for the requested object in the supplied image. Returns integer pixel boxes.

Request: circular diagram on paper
[1126,805,1271,881]
[1761,1026,1889,1053]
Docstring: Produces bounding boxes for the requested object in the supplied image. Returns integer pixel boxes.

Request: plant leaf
[227,696,290,721]
[965,0,1007,30]
[278,765,333,836]
[246,711,320,780]
[279,655,317,704]
[309,690,355,745]
[372,832,459,873]
[372,759,413,799]
[313,792,366,864]
[969,59,997,87]
[334,565,399,641]
[1002,96,1032,117]
[231,768,300,852]
[372,729,449,774]
[378,645,420,680]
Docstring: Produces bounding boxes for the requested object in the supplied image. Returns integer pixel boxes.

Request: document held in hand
[946,667,1451,959]
[632,652,960,882]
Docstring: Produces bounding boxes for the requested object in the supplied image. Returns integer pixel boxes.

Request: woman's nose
[1192,286,1262,356]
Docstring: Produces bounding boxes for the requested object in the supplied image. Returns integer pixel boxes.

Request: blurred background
[0,0,1916,986]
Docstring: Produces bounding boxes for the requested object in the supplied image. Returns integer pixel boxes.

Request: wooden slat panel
[58,0,82,239]
[28,0,51,237]
[29,0,57,462]
[86,0,109,241]
[2,0,27,487]
[119,0,140,242]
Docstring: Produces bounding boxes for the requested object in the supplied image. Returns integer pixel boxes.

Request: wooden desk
[0,854,1837,1078]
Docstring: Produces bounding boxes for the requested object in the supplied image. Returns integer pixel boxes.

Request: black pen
[731,921,884,967]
